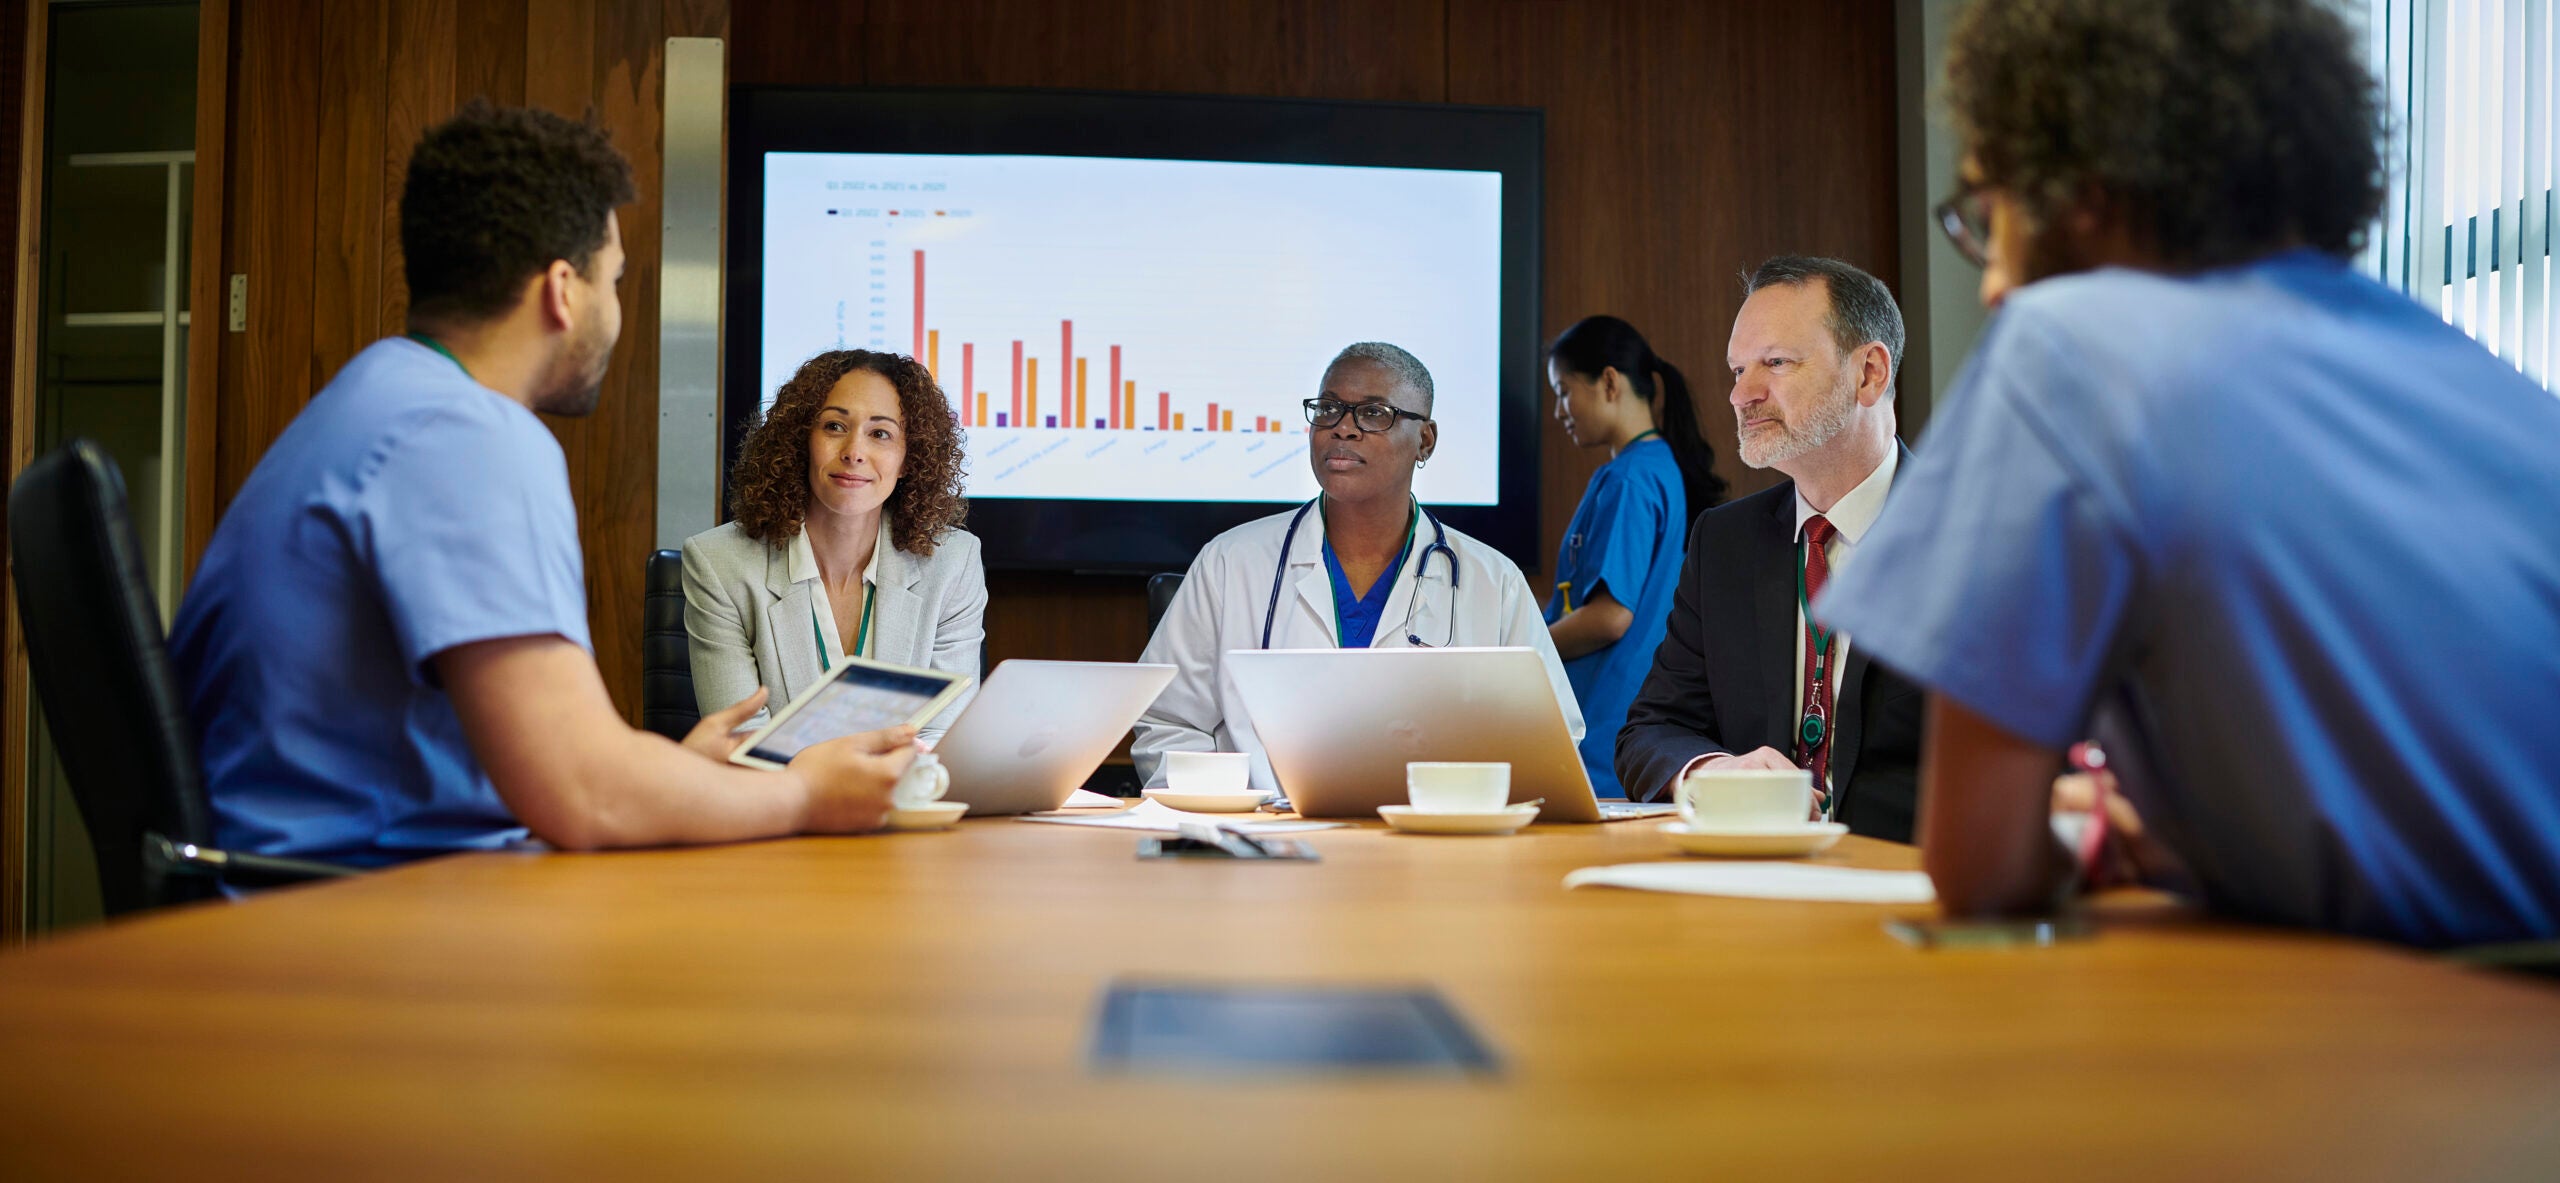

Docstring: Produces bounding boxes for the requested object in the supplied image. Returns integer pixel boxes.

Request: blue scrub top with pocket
[1543,437,1686,797]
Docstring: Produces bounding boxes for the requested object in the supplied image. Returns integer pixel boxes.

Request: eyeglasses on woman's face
[1302,397,1429,433]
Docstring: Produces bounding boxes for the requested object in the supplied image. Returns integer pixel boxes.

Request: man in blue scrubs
[1819,0,2560,946]
[169,103,916,865]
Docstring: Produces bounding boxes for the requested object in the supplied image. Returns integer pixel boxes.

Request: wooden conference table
[3,814,2558,1180]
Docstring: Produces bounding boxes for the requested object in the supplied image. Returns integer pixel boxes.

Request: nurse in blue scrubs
[1542,316,1727,797]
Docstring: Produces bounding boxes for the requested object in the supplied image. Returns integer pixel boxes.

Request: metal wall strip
[658,37,725,549]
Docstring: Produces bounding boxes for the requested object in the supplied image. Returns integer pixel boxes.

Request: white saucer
[1143,788,1273,813]
[1659,820,1846,858]
[884,801,970,831]
[1378,802,1539,836]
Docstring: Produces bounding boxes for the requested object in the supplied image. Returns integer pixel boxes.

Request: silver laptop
[932,660,1177,816]
[1225,647,1677,823]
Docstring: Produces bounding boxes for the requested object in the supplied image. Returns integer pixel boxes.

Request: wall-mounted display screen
[729,88,1542,571]
[758,152,1504,507]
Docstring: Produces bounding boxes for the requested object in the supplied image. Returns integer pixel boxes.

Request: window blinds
[2364,0,2557,392]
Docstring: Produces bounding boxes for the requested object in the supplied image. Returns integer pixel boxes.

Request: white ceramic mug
[1677,766,1815,828]
[1165,751,1251,794]
[1406,762,1511,813]
[891,752,950,809]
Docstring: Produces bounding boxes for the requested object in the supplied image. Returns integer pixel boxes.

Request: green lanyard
[1321,499,1418,647]
[812,585,874,671]
[406,332,471,380]
[1624,428,1660,447]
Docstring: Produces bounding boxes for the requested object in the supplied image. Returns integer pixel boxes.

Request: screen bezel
[726,86,1545,573]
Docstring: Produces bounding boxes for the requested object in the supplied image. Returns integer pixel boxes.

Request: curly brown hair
[727,350,968,555]
[1946,0,2384,268]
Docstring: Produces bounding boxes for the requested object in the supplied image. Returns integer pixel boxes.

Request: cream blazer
[680,520,986,738]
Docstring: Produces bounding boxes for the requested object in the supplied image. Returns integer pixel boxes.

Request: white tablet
[727,656,973,771]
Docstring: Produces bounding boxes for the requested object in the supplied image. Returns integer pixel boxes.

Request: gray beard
[1737,376,1858,469]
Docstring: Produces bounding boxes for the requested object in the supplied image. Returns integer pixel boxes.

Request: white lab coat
[1133,503,1585,790]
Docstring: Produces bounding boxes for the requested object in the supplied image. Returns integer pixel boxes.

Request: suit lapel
[1833,643,1873,802]
[870,540,925,662]
[1825,441,1913,805]
[1290,565,1335,645]
[1755,486,1801,752]
[767,582,825,703]
[1284,507,1336,645]
[763,539,823,701]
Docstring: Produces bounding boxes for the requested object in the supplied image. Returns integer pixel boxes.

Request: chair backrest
[6,439,217,914]
[641,549,699,740]
[1145,571,1184,637]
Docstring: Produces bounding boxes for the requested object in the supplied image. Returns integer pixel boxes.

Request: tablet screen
[744,663,957,765]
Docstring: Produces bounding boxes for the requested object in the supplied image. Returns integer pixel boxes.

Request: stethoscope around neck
[1262,495,1461,650]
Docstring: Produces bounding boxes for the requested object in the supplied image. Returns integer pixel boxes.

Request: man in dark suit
[1617,256,1923,841]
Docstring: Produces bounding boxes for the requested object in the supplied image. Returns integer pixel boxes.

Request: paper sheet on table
[1055,789,1125,809]
[1018,798,1341,835]
[1563,861,1937,904]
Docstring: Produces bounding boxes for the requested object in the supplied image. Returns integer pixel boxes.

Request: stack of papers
[1019,798,1341,836]
[1563,861,1937,904]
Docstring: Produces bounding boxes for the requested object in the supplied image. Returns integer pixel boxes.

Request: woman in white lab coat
[1133,342,1581,790]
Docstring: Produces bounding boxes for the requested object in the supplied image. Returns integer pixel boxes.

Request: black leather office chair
[1145,572,1184,637]
[7,440,353,915]
[642,549,700,740]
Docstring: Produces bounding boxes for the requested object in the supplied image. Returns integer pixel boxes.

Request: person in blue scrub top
[1542,316,1728,797]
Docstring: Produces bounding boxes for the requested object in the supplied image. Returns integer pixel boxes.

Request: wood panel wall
[197,0,1899,720]
[200,0,723,719]
[1,0,38,943]
[732,0,1902,671]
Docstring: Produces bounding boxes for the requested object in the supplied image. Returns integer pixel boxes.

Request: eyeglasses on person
[1302,397,1430,433]
[1934,181,1992,269]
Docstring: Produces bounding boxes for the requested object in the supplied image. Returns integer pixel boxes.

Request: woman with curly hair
[681,350,985,738]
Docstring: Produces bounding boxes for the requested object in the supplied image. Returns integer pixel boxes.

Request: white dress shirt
[797,516,889,664]
[1791,447,1899,789]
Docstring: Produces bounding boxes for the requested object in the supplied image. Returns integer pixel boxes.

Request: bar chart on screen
[759,153,1504,504]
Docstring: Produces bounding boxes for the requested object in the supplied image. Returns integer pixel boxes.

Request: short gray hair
[1325,341,1436,416]
[1741,256,1905,393]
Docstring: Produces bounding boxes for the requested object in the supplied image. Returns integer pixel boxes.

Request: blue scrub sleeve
[363,409,592,684]
[1815,315,2147,750]
[1575,464,1665,611]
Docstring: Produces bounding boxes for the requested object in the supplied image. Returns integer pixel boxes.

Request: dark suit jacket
[1614,454,1926,841]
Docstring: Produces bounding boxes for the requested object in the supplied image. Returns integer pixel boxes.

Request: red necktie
[1797,515,1838,790]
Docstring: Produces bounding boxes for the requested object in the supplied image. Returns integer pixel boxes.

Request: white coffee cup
[1165,751,1251,794]
[1406,762,1511,813]
[1678,766,1815,828]
[891,752,950,809]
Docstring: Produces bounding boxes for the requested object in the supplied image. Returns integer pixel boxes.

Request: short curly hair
[399,100,636,322]
[1946,0,2384,268]
[727,351,969,555]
